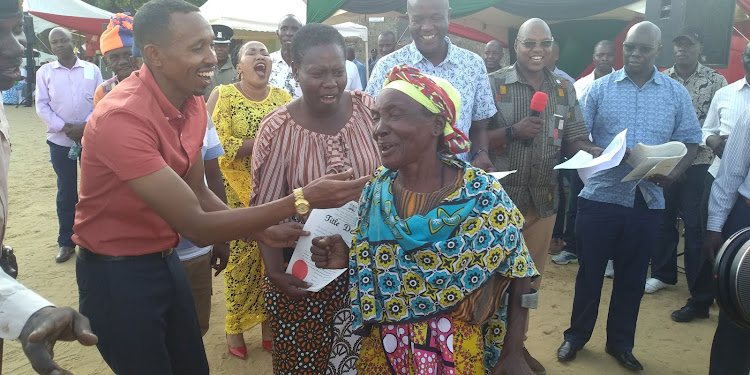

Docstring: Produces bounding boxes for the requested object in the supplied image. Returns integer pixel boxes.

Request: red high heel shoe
[228,344,247,359]
[262,339,272,352]
[227,334,247,359]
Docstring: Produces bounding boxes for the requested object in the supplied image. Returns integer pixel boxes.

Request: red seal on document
[292,260,309,280]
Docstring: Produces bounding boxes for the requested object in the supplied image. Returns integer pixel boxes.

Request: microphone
[525,91,548,146]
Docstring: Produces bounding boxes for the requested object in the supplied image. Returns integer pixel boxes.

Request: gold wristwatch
[293,188,311,216]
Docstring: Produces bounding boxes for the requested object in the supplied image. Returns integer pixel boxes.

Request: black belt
[78,247,173,262]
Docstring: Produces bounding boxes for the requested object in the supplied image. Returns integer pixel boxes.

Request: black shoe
[557,341,581,362]
[55,246,75,263]
[671,304,709,322]
[605,346,643,371]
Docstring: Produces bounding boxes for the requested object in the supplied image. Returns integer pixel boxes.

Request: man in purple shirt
[35,27,102,263]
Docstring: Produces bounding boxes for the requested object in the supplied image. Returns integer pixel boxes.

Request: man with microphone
[487,18,602,374]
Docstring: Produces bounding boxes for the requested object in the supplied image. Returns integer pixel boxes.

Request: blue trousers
[47,141,77,247]
[709,197,750,375]
[564,191,663,351]
[76,251,209,375]
[651,164,708,285]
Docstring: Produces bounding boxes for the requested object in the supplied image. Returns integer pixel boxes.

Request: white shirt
[707,104,750,232]
[269,51,302,99]
[345,60,363,91]
[0,271,54,339]
[366,37,497,161]
[573,68,615,100]
[702,77,750,177]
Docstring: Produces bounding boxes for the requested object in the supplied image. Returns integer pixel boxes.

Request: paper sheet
[488,170,517,180]
[554,129,628,183]
[621,142,687,183]
[285,201,358,292]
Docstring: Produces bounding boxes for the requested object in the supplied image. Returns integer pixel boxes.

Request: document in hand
[620,142,687,183]
[488,170,517,180]
[553,129,628,183]
[286,201,358,292]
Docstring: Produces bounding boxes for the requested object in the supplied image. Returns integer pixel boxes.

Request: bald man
[486,18,602,374]
[269,14,303,98]
[367,0,497,171]
[483,40,504,73]
[557,22,702,371]
[36,27,102,263]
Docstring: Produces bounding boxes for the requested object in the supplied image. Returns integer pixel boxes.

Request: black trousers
[564,192,662,351]
[651,164,709,285]
[709,197,750,375]
[76,250,209,375]
[562,172,584,254]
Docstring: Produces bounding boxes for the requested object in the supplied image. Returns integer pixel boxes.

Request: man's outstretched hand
[19,306,98,375]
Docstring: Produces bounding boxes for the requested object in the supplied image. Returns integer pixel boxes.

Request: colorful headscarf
[381,65,471,155]
[100,13,134,55]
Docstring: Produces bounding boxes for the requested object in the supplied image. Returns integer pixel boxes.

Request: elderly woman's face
[372,89,442,170]
[294,43,347,112]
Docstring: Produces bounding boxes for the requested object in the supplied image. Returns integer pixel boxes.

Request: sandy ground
[1,105,717,374]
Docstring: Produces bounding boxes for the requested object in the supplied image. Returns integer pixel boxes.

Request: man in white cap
[204,24,235,100]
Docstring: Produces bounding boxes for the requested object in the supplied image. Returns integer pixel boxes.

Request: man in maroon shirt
[73,1,367,373]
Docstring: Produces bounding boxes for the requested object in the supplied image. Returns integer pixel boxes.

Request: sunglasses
[623,43,659,54]
[517,39,554,49]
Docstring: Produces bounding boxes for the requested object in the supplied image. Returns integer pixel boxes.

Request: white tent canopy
[332,21,367,40]
[200,0,307,40]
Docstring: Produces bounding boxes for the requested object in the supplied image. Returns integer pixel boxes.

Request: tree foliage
[82,0,207,13]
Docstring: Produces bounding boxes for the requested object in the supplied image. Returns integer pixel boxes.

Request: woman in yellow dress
[207,40,292,358]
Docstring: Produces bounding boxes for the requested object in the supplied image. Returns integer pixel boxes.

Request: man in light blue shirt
[176,114,229,336]
[557,22,702,371]
[703,104,750,375]
[366,0,497,170]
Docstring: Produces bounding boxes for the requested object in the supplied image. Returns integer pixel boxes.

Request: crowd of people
[1,0,750,373]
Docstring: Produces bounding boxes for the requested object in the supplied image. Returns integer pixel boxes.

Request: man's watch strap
[505,126,514,140]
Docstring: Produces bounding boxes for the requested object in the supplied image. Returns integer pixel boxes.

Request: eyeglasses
[623,43,659,54]
[516,39,554,49]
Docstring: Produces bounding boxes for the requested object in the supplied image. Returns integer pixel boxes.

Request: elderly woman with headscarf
[93,13,135,107]
[312,65,539,375]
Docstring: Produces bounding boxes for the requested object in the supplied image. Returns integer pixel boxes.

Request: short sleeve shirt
[488,65,589,217]
[579,67,703,209]
[73,64,207,256]
[366,37,497,161]
[662,63,727,165]
[269,51,301,99]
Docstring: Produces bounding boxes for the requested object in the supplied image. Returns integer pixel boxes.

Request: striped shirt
[663,63,727,165]
[707,104,750,232]
[488,65,589,218]
[702,77,750,177]
[250,91,381,209]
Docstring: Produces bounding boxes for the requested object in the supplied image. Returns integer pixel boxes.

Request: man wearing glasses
[486,18,603,374]
[557,21,702,371]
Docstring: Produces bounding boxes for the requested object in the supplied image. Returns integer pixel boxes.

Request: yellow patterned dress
[212,84,292,334]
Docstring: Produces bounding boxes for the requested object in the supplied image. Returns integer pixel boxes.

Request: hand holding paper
[285,201,359,292]
[554,129,628,183]
[620,142,687,183]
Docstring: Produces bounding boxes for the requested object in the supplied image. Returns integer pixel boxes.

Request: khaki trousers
[181,251,213,336]
[521,208,556,339]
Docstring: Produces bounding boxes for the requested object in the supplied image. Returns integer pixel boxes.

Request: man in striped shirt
[487,18,602,374]
[703,104,750,374]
